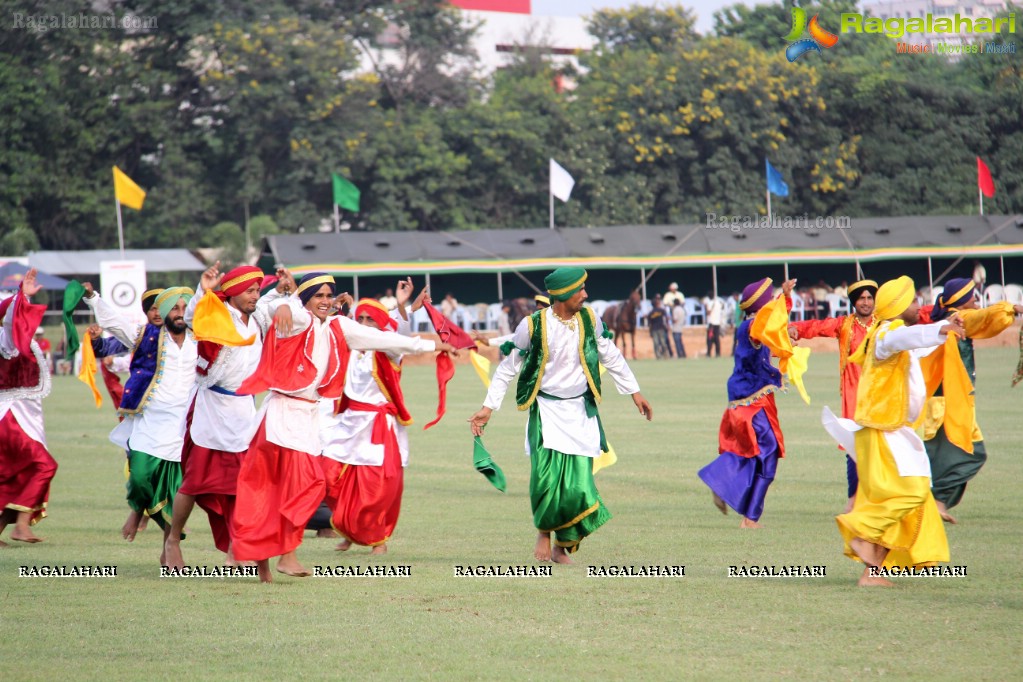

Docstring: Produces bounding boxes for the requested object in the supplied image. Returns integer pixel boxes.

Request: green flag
[473,434,506,493]
[62,280,86,357]
[332,173,361,212]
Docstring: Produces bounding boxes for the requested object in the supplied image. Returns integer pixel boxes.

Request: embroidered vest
[118,323,163,415]
[515,306,602,411]
[853,323,912,430]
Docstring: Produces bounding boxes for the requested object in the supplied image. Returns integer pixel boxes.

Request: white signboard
[100,259,148,325]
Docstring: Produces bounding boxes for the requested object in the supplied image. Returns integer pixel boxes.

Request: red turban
[219,266,264,298]
[354,298,397,330]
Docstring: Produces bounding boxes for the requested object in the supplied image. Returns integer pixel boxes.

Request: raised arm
[81,283,143,348]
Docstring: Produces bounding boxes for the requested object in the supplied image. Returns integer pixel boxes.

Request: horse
[601,290,640,359]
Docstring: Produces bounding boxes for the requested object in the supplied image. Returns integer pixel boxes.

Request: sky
[532,0,749,35]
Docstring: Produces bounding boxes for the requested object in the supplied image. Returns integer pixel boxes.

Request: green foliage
[1,1,1021,244]
[0,225,40,255]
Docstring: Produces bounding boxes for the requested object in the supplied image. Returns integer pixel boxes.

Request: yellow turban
[874,276,916,321]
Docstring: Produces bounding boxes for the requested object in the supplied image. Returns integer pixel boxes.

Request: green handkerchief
[473,435,506,493]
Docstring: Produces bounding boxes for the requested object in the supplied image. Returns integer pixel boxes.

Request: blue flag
[765,158,789,197]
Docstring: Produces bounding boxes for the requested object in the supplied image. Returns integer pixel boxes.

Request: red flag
[977,157,996,198]
[421,302,475,430]
[422,302,476,349]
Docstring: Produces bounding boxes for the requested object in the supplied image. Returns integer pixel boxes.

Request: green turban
[155,286,195,320]
[544,267,588,302]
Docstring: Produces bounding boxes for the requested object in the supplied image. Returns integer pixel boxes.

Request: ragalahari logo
[784,3,839,61]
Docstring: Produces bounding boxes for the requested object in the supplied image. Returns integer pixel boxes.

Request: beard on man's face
[165,316,188,334]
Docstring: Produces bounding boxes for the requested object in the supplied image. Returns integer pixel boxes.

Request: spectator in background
[703,292,723,357]
[663,282,685,308]
[812,280,832,319]
[731,292,743,356]
[440,292,459,319]
[34,328,52,372]
[972,260,986,294]
[378,287,397,311]
[832,281,848,299]
[670,300,687,358]
[647,294,671,359]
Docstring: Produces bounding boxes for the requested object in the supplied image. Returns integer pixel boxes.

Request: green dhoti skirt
[126,450,183,531]
[527,404,611,553]
[925,425,987,510]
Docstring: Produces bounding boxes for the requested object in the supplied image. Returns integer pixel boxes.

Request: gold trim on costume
[580,307,601,403]
[740,278,773,310]
[542,501,600,532]
[220,271,263,293]
[296,275,335,297]
[518,312,549,411]
[547,273,588,296]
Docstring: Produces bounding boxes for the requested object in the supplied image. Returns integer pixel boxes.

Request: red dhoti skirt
[179,398,245,553]
[0,411,57,525]
[321,419,404,548]
[231,418,324,561]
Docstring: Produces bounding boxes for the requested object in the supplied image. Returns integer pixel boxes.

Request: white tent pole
[497,272,503,301]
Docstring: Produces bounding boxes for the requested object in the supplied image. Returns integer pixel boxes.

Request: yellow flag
[592,442,618,475]
[783,345,812,405]
[469,350,491,388]
[77,330,103,408]
[192,291,255,346]
[113,166,146,210]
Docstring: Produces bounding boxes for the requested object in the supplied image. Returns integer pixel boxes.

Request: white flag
[549,158,575,202]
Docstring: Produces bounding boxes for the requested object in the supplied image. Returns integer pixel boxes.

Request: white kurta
[0,293,47,446]
[86,294,197,462]
[258,297,435,457]
[484,307,641,458]
[821,320,948,478]
[182,286,276,453]
[320,312,412,467]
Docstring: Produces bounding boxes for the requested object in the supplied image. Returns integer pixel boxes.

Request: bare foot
[712,492,728,515]
[122,510,142,541]
[370,544,388,556]
[935,501,958,525]
[842,496,855,514]
[739,517,762,529]
[164,540,185,570]
[335,539,352,552]
[857,566,894,587]
[533,532,552,562]
[316,528,340,538]
[849,537,882,567]
[551,545,574,564]
[257,559,272,583]
[10,528,43,543]
[276,552,311,577]
[137,515,150,531]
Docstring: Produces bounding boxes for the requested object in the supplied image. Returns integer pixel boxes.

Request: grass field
[2,347,1021,680]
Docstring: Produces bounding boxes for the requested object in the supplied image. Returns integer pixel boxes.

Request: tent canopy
[28,249,206,276]
[0,262,70,290]
[258,215,1023,277]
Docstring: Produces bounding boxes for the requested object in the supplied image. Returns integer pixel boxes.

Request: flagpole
[115,198,126,259]
[766,189,772,226]
[549,190,554,230]
[334,203,341,233]
[979,185,984,216]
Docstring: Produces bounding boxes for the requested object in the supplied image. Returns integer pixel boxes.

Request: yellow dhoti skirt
[836,427,949,568]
